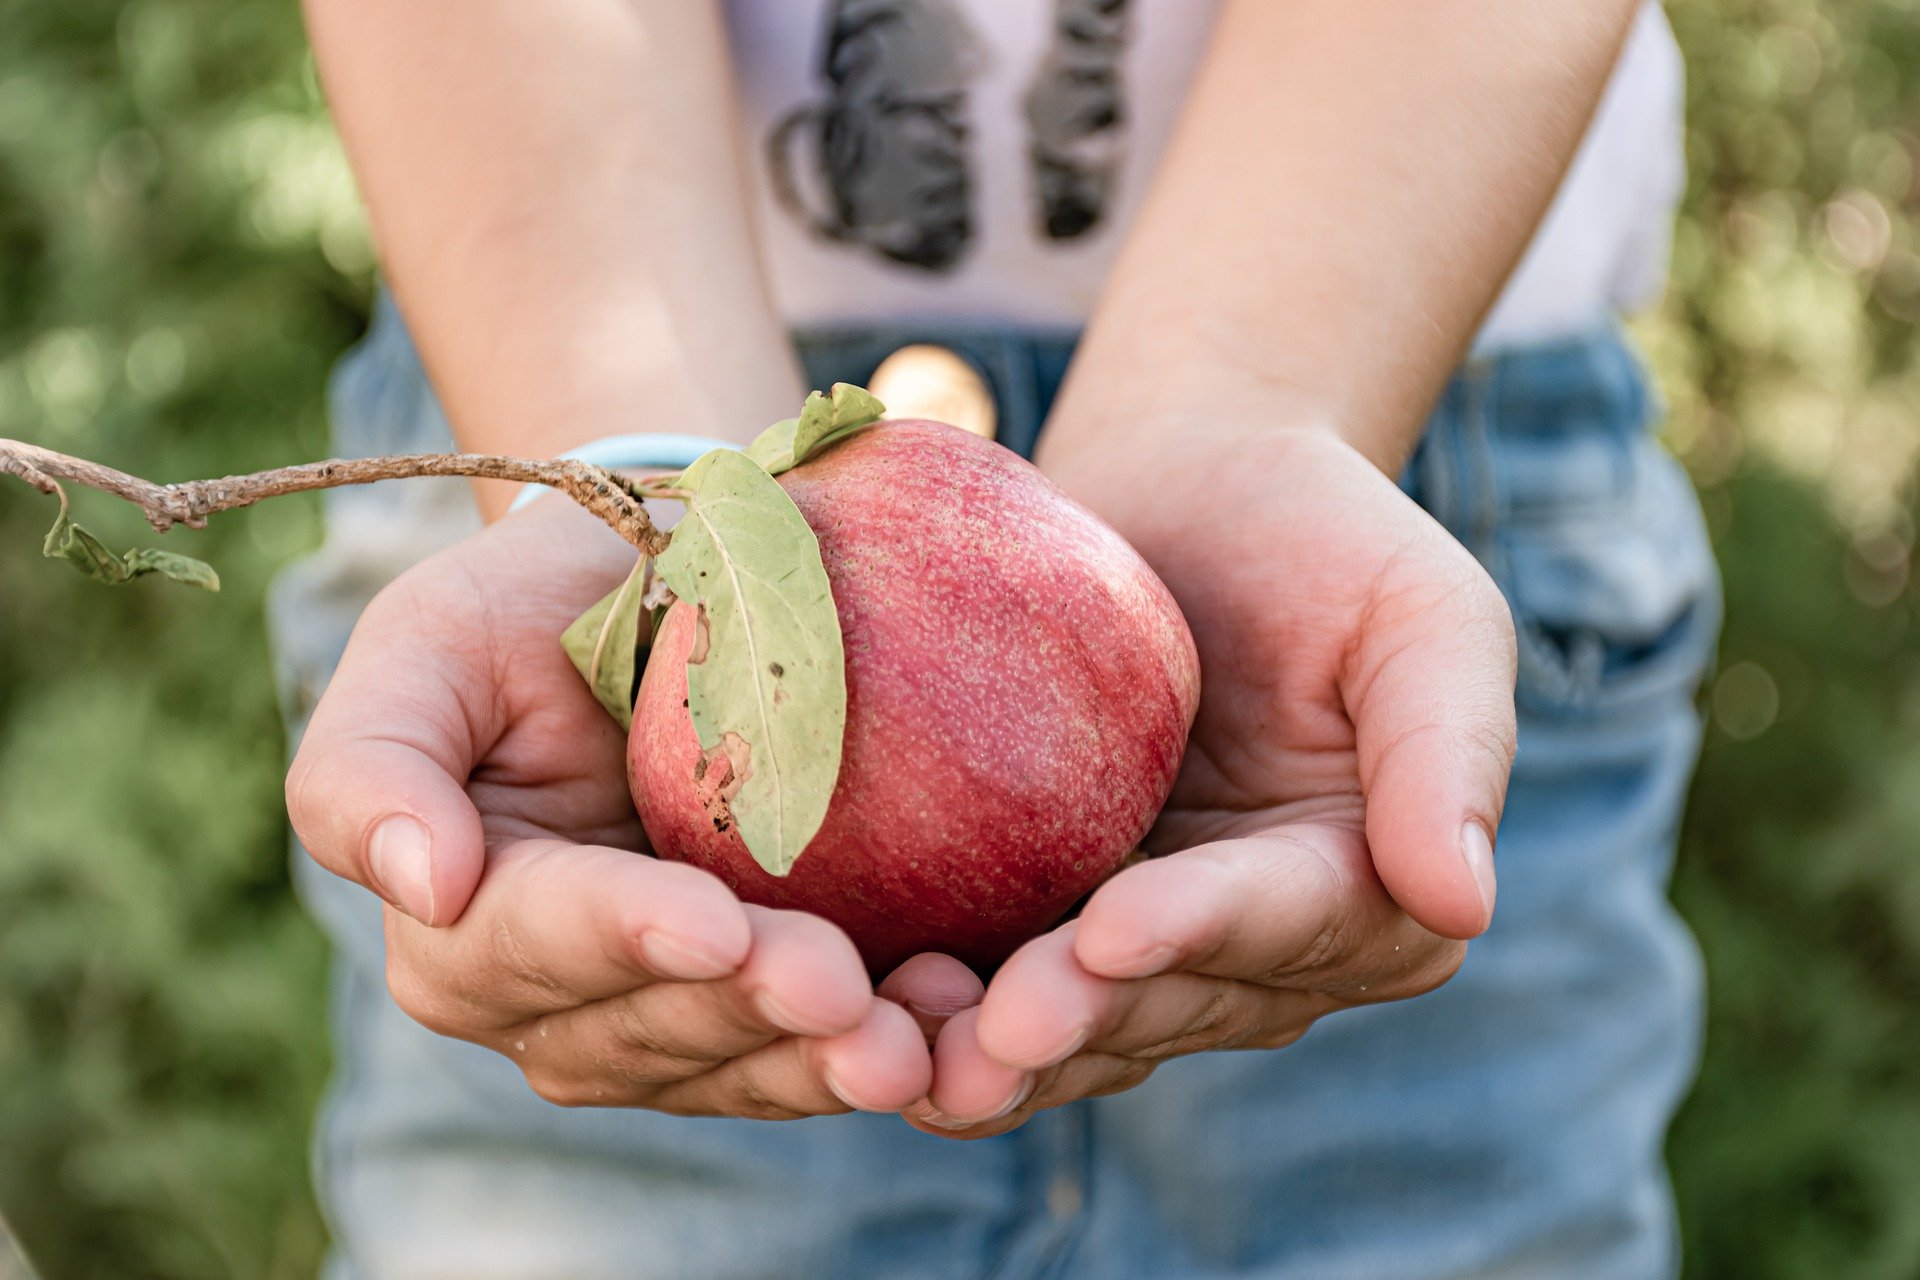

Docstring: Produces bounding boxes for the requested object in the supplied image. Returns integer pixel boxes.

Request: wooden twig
[0,439,670,555]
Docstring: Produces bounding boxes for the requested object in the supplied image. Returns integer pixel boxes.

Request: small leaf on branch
[744,382,886,476]
[41,488,219,591]
[654,448,846,876]
[561,558,651,730]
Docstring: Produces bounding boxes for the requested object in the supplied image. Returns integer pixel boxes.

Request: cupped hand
[909,426,1518,1135]
[286,495,932,1118]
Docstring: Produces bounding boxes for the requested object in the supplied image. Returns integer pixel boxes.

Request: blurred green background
[0,1,1916,1276]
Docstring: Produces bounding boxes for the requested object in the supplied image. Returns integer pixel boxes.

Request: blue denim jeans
[271,296,1720,1279]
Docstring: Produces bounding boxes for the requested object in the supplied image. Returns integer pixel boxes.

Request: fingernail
[369,815,436,924]
[906,1099,967,1129]
[983,1075,1036,1122]
[1036,1022,1092,1068]
[923,1075,1036,1128]
[823,1068,870,1113]
[1461,821,1497,924]
[1095,940,1178,979]
[640,930,735,981]
[755,989,847,1038]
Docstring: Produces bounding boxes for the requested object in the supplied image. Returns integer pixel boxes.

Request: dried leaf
[654,448,845,875]
[744,383,885,476]
[561,558,650,730]
[41,490,219,591]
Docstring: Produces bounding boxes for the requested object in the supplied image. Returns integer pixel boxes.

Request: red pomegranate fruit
[629,420,1199,973]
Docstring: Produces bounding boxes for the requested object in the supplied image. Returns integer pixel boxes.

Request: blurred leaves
[1642,2,1920,1277]
[0,1,360,1277]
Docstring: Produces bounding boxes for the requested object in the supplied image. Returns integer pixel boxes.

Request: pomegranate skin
[629,420,1200,973]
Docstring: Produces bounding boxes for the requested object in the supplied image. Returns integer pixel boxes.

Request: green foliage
[0,0,1915,1276]
[653,446,847,875]
[562,559,652,731]
[744,381,887,475]
[0,2,363,1276]
[1646,2,1920,1275]
[40,489,220,591]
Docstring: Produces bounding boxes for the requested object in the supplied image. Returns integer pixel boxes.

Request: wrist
[1051,419,1332,563]
[1037,314,1426,484]
[501,433,738,517]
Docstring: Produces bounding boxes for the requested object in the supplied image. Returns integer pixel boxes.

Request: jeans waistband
[795,318,1654,440]
[793,320,1081,463]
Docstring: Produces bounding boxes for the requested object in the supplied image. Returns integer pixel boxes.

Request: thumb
[1347,558,1518,940]
[286,603,489,927]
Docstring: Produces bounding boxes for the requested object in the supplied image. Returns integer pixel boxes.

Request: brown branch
[0,439,670,555]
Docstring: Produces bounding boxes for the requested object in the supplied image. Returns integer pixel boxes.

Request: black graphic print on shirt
[767,0,982,272]
[1026,0,1133,239]
[768,0,1136,272]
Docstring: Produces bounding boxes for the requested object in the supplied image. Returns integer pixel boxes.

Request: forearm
[304,0,802,517]
[1040,0,1641,487]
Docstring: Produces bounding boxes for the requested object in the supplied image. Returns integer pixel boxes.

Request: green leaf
[743,382,885,476]
[41,490,220,591]
[561,557,651,730]
[742,417,802,475]
[654,448,845,875]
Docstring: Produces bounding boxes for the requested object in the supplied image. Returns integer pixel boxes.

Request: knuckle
[1465,718,1519,774]
[1398,939,1468,998]
[1273,905,1360,984]
[1240,994,1327,1050]
[650,1082,806,1122]
[1244,1021,1312,1051]
[1127,987,1246,1060]
[487,916,566,1004]
[384,959,466,1037]
[606,1042,712,1087]
[283,753,314,828]
[521,1065,601,1109]
[728,1076,803,1122]
[1348,935,1466,1003]
[1086,1060,1157,1098]
[282,752,331,856]
[602,997,729,1075]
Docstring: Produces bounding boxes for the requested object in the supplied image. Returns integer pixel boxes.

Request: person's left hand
[901,425,1518,1135]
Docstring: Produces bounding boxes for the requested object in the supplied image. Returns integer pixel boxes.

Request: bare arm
[923,2,1645,1135]
[303,0,802,516]
[287,3,946,1120]
[1041,0,1643,481]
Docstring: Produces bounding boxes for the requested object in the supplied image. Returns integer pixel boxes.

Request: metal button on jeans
[866,343,998,440]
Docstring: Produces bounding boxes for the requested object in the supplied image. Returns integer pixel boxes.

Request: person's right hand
[286,494,935,1119]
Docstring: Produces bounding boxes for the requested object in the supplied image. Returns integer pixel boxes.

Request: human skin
[631,422,1201,974]
[908,0,1643,1132]
[290,0,1639,1126]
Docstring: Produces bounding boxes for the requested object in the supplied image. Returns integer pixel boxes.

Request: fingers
[973,915,1343,1075]
[1345,551,1518,939]
[974,925,1106,1069]
[384,842,753,1033]
[1070,833,1455,996]
[728,905,876,1039]
[505,905,881,1109]
[287,584,493,926]
[647,999,932,1118]
[878,952,986,1042]
[386,854,911,1119]
[920,1007,1036,1125]
[913,1013,1155,1138]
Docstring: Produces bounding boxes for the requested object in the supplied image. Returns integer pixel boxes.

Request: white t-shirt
[726,1,1685,351]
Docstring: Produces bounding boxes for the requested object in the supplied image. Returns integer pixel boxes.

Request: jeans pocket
[1497,440,1721,719]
